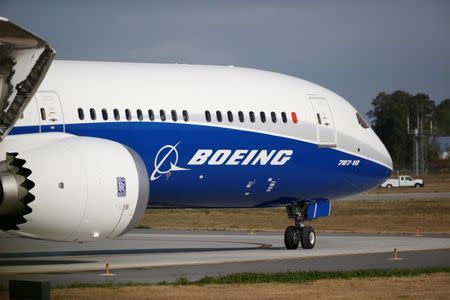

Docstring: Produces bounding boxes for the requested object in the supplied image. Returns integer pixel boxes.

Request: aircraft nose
[372,129,393,175]
[381,140,393,173]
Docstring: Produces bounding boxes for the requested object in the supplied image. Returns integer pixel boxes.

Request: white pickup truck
[380,175,424,188]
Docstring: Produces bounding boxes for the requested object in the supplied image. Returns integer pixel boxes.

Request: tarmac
[0,229,449,286]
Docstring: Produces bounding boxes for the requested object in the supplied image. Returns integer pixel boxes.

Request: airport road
[0,229,449,286]
[340,192,450,201]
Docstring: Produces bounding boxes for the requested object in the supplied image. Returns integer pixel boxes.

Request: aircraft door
[310,97,336,147]
[35,91,65,132]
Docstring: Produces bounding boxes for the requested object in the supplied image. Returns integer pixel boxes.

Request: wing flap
[0,17,55,141]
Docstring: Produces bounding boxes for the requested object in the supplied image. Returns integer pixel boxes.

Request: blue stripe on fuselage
[10,122,391,208]
[10,126,40,135]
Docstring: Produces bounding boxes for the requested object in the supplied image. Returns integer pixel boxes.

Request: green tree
[433,99,450,136]
[367,91,435,169]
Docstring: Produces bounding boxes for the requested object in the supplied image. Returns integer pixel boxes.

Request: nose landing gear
[284,205,316,249]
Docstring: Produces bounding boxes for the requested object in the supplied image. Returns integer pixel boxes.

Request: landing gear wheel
[300,226,316,249]
[284,226,300,249]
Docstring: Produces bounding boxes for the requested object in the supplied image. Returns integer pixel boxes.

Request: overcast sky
[2,0,449,116]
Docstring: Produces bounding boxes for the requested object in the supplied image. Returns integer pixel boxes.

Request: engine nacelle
[0,134,149,241]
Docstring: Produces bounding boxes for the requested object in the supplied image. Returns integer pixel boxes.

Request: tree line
[367,90,450,170]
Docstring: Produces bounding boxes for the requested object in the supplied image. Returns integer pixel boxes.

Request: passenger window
[182,110,189,122]
[249,111,255,123]
[137,109,143,121]
[238,111,244,123]
[78,108,84,120]
[101,108,108,121]
[171,110,178,122]
[205,110,211,122]
[260,111,266,123]
[113,108,120,120]
[40,108,46,120]
[216,111,223,122]
[125,109,131,121]
[281,112,287,123]
[227,111,233,122]
[148,109,154,121]
[292,112,298,124]
[271,112,277,123]
[160,109,166,121]
[90,108,96,120]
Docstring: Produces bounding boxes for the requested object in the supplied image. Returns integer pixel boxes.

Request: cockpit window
[356,112,369,129]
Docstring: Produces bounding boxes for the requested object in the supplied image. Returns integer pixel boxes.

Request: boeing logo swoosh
[150,142,190,181]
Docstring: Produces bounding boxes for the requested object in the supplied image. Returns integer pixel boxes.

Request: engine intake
[0,153,35,230]
[0,134,149,241]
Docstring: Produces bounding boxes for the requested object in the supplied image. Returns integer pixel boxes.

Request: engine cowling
[0,134,149,241]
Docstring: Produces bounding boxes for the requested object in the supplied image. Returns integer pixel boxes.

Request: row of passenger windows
[78,108,190,122]
[77,108,299,124]
[205,110,298,124]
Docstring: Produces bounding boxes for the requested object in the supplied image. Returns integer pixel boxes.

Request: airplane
[0,18,392,250]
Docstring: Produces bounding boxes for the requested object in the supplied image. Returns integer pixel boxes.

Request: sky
[2,0,449,116]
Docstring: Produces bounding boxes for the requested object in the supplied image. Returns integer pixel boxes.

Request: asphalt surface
[0,229,449,287]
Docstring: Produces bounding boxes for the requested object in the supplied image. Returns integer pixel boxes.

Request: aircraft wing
[0,17,55,142]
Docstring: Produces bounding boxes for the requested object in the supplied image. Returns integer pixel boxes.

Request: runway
[0,229,449,286]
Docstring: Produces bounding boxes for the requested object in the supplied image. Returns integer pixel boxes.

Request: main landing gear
[284,205,316,249]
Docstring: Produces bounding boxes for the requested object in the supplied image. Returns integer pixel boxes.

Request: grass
[58,267,450,288]
[192,267,450,285]
[46,272,450,300]
[138,199,450,234]
[3,269,448,299]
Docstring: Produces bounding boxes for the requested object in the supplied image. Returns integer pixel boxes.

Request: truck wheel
[387,184,392,188]
[415,183,421,188]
